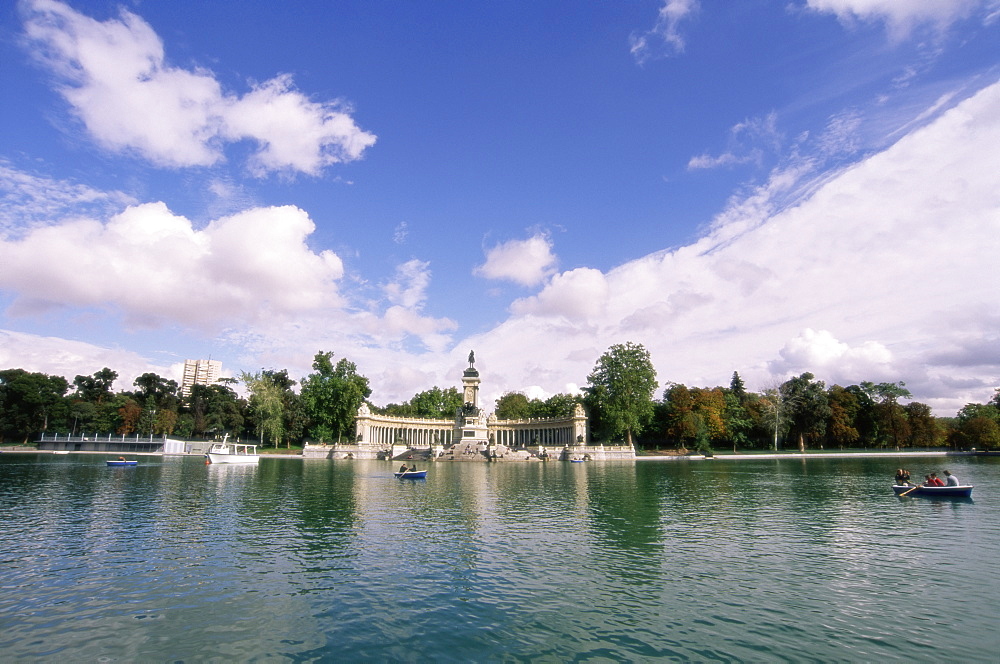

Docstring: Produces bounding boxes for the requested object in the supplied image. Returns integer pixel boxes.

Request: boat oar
[899,484,922,497]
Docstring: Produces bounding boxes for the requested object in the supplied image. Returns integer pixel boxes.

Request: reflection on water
[1,454,998,661]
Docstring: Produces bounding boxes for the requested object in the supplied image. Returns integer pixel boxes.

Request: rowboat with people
[892,484,974,498]
[394,469,427,479]
[106,458,137,467]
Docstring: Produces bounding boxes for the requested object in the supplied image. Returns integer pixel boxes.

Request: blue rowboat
[107,459,138,467]
[892,484,973,498]
[394,470,427,479]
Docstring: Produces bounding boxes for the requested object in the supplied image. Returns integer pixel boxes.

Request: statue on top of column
[468,350,475,368]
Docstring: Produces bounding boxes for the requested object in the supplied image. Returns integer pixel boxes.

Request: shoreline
[636,450,978,461]
[3,447,990,461]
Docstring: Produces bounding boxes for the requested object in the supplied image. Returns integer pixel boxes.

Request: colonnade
[491,425,576,447]
[354,403,589,452]
[363,422,453,448]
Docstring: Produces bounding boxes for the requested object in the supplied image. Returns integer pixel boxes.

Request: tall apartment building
[181,359,222,397]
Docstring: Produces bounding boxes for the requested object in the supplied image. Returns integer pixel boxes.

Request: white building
[181,359,222,397]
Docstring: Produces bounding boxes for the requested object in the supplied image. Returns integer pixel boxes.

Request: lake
[1,453,998,662]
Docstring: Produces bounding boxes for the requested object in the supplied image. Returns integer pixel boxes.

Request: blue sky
[1,0,999,415]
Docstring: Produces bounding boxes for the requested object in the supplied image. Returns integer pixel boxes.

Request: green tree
[409,386,463,419]
[299,352,371,443]
[952,402,1000,450]
[67,399,97,436]
[242,370,288,447]
[721,389,752,451]
[72,367,118,404]
[844,384,878,445]
[495,391,532,419]
[956,402,1000,424]
[585,342,658,446]
[661,383,697,447]
[117,396,143,435]
[904,401,939,448]
[826,385,861,448]
[132,373,180,410]
[759,385,793,451]
[538,393,584,418]
[186,383,244,438]
[781,373,831,452]
[862,381,913,448]
[0,369,70,443]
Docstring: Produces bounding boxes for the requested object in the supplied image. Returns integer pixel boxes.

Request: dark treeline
[0,351,374,447]
[2,344,998,451]
[635,372,984,453]
[568,342,999,453]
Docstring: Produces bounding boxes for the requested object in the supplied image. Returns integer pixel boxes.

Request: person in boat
[943,470,960,486]
[409,464,417,472]
[398,463,409,474]
[118,456,126,461]
[894,469,911,485]
[928,473,946,487]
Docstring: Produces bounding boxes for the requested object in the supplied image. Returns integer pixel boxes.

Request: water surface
[1,454,997,661]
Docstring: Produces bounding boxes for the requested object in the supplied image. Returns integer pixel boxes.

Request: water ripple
[2,455,999,661]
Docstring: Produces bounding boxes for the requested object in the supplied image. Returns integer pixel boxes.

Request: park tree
[742,391,777,449]
[132,373,180,409]
[378,401,415,417]
[538,393,584,418]
[242,370,290,446]
[495,391,532,420]
[409,386,463,419]
[719,372,754,451]
[585,342,658,446]
[904,402,940,447]
[0,369,70,443]
[826,385,861,448]
[862,381,913,448]
[760,385,794,451]
[67,400,97,436]
[72,367,118,405]
[952,402,1000,449]
[186,383,244,438]
[691,387,728,449]
[844,384,878,444]
[116,396,143,435]
[131,373,181,437]
[781,373,831,452]
[299,352,371,443]
[952,415,1000,449]
[661,383,697,447]
[721,389,752,451]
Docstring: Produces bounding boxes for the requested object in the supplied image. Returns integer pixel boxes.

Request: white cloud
[687,113,780,171]
[393,221,409,245]
[222,74,376,176]
[383,259,432,309]
[0,160,135,232]
[816,110,863,157]
[804,0,987,39]
[474,233,558,287]
[21,0,375,175]
[768,329,894,383]
[0,329,172,392]
[463,79,1000,415]
[687,151,757,170]
[510,267,608,319]
[630,0,699,64]
[0,202,345,329]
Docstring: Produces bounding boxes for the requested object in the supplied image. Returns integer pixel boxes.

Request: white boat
[205,435,259,464]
